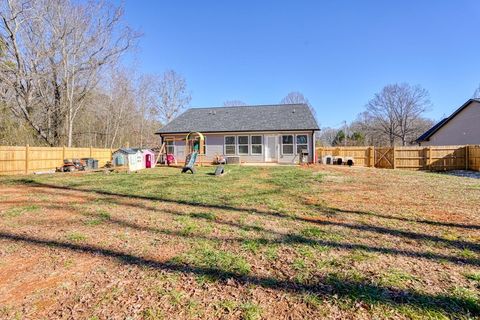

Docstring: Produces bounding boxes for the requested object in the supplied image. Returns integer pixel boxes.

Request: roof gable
[115,148,141,155]
[416,99,480,142]
[156,104,319,134]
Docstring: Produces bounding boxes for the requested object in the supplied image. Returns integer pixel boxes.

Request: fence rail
[317,145,480,171]
[0,145,112,175]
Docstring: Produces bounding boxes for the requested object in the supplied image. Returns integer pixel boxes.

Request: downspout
[311,131,316,164]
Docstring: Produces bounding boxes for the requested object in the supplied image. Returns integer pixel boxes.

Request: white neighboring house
[417,99,480,146]
[112,148,145,172]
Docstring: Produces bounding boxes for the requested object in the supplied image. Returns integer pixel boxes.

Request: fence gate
[375,147,394,169]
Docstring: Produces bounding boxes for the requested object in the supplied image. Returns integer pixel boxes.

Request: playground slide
[181,151,198,173]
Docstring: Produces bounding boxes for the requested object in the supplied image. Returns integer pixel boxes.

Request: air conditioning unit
[225,156,240,164]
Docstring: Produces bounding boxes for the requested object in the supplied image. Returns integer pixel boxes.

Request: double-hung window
[281,135,294,155]
[251,135,263,155]
[165,140,175,154]
[225,136,236,155]
[296,135,308,154]
[237,136,249,155]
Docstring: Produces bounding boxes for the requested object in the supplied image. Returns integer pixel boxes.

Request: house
[417,99,480,146]
[112,148,154,171]
[156,104,319,164]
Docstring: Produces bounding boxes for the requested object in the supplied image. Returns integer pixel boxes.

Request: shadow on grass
[0,231,478,317]
[32,195,480,268]
[12,179,480,266]
[321,206,480,230]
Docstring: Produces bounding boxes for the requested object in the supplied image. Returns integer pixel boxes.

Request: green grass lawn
[0,165,479,319]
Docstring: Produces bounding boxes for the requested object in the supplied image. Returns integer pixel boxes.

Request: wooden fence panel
[317,147,372,167]
[428,146,466,171]
[392,146,466,170]
[0,146,113,175]
[394,147,424,169]
[317,145,479,172]
[28,147,63,173]
[0,146,27,175]
[468,146,480,171]
[64,147,91,160]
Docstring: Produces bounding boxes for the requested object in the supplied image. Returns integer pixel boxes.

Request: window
[238,136,249,154]
[225,136,236,155]
[282,135,294,154]
[165,140,174,154]
[251,135,263,155]
[296,135,308,154]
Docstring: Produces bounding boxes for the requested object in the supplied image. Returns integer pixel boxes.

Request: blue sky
[121,0,480,128]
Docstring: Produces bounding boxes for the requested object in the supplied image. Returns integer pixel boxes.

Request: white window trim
[165,139,175,155]
[281,134,294,155]
[237,135,249,155]
[202,136,208,155]
[224,136,236,155]
[250,135,263,155]
[295,134,309,155]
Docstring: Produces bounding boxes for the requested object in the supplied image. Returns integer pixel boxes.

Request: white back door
[265,135,277,162]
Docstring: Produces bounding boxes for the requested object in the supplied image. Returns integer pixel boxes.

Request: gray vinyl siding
[205,135,223,156]
[161,131,313,164]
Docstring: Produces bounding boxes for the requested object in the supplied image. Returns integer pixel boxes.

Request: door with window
[265,135,277,162]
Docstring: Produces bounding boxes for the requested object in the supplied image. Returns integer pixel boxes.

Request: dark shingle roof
[156,104,319,134]
[416,98,480,142]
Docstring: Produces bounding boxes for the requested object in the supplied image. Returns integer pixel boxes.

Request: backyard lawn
[0,165,479,319]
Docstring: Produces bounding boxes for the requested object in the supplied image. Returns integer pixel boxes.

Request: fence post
[423,147,428,170]
[90,146,93,158]
[428,147,432,170]
[62,145,66,161]
[25,144,29,174]
[369,146,374,167]
[465,145,469,170]
[392,147,396,169]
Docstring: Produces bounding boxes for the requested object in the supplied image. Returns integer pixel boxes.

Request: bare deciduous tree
[472,84,480,99]
[0,0,139,146]
[317,127,339,147]
[72,69,161,149]
[364,83,431,146]
[223,100,247,107]
[280,91,316,118]
[136,74,157,147]
[152,70,191,124]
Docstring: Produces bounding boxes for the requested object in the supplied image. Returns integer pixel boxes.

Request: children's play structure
[157,131,224,175]
[181,131,205,174]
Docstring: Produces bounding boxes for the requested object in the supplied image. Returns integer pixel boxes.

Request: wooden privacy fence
[317,145,480,171]
[0,145,113,175]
